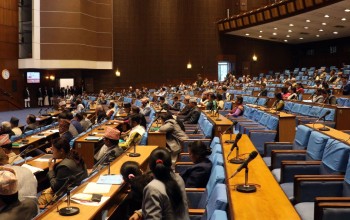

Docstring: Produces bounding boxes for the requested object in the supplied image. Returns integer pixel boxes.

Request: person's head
[1,122,11,133]
[149,147,183,211]
[297,83,303,89]
[315,80,321,85]
[123,103,131,113]
[321,89,328,98]
[160,112,174,123]
[58,119,70,134]
[289,87,297,94]
[75,112,84,122]
[341,75,349,85]
[261,83,266,88]
[109,102,115,109]
[120,161,142,184]
[184,96,190,105]
[131,106,140,114]
[216,94,223,101]
[159,96,165,104]
[0,134,12,155]
[76,98,82,105]
[188,141,211,163]
[103,127,120,147]
[51,137,71,159]
[129,114,142,128]
[173,96,178,101]
[26,114,36,125]
[0,167,19,205]
[141,98,149,106]
[236,96,243,105]
[189,98,197,107]
[275,92,283,100]
[209,93,216,101]
[281,87,288,94]
[9,117,19,128]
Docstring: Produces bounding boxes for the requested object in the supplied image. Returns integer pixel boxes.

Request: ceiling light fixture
[289,24,294,26]
[345,9,350,12]
[324,15,329,18]
[272,33,277,35]
[316,35,320,37]
[306,19,311,22]
[288,30,292,32]
[304,27,309,29]
[245,33,250,36]
[299,37,303,40]
[322,22,327,25]
[284,40,288,42]
[286,35,290,38]
[274,27,278,30]
[259,30,263,33]
[319,29,323,32]
[342,18,347,21]
[333,32,338,34]
[258,35,262,38]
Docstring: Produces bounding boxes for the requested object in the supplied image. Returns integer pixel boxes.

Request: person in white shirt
[9,117,22,137]
[119,114,145,150]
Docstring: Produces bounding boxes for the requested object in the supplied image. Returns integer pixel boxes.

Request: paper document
[85,137,102,141]
[31,135,46,139]
[71,194,109,206]
[21,164,44,174]
[33,154,53,162]
[83,182,111,194]
[97,175,123,185]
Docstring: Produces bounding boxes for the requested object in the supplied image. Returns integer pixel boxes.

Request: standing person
[159,112,189,164]
[196,74,203,88]
[37,88,43,107]
[38,138,88,205]
[0,168,38,220]
[44,87,49,106]
[130,148,189,220]
[49,87,55,106]
[24,87,30,108]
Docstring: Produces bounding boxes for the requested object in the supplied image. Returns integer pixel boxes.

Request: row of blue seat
[284,101,335,122]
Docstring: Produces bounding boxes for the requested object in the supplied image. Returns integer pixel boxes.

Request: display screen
[27,72,40,83]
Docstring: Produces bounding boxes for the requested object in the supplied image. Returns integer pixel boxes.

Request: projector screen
[27,72,40,83]
[59,78,74,88]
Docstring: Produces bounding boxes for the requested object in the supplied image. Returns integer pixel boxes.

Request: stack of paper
[96,175,123,185]
[83,182,111,194]
[85,137,102,141]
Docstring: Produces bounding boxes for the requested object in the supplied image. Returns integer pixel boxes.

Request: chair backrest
[210,137,220,149]
[293,125,313,150]
[266,116,279,130]
[253,110,263,122]
[306,131,330,160]
[209,152,224,167]
[202,184,228,220]
[198,165,225,208]
[223,102,232,110]
[320,139,350,175]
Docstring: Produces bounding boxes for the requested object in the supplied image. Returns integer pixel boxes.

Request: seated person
[227,96,244,117]
[131,106,147,129]
[183,98,200,124]
[0,148,37,201]
[23,114,37,132]
[9,117,22,137]
[169,96,181,111]
[89,100,97,110]
[216,94,224,110]
[177,96,191,116]
[139,98,151,116]
[76,112,92,131]
[58,119,74,142]
[180,141,212,188]
[113,102,132,132]
[258,83,268,96]
[205,93,217,111]
[38,138,88,205]
[95,104,107,123]
[159,97,170,110]
[271,93,285,111]
[0,122,15,138]
[94,127,123,162]
[287,87,298,100]
[119,161,153,219]
[106,102,116,119]
[0,134,23,165]
[311,88,325,103]
[75,98,85,113]
[0,167,38,219]
[119,114,145,150]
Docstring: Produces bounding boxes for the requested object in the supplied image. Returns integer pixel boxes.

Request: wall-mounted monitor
[27,72,40,83]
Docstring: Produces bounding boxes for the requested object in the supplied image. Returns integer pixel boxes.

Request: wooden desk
[36,146,157,220]
[305,123,350,145]
[147,121,166,147]
[12,129,59,154]
[74,123,118,169]
[36,116,52,126]
[203,111,233,137]
[221,134,301,220]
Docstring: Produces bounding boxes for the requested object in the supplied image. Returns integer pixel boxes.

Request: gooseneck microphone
[229,151,258,179]
[316,110,331,131]
[223,121,238,143]
[227,133,242,160]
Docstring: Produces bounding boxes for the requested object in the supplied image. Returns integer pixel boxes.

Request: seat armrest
[315,197,350,220]
[264,142,293,157]
[188,208,205,215]
[185,188,206,192]
[294,176,344,203]
[271,150,307,169]
[280,161,322,183]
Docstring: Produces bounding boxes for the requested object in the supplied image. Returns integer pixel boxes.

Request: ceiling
[227,0,350,44]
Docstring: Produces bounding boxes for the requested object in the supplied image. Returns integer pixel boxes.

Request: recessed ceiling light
[342,18,347,21]
[319,29,323,32]
[345,9,350,12]
[333,32,338,35]
[306,19,311,22]
[284,40,288,42]
[286,35,290,38]
[322,23,327,25]
[272,33,277,35]
[274,27,278,30]
[289,24,294,26]
[324,15,329,18]
[304,26,309,29]
[299,37,303,40]
[259,30,263,33]
[245,33,250,36]
[258,35,262,38]
[288,30,292,33]
[316,35,320,37]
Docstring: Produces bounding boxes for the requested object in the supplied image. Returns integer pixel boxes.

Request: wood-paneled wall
[0,0,23,111]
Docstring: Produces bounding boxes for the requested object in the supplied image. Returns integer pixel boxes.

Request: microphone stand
[236,167,256,193]
[129,134,141,157]
[215,108,222,121]
[229,145,244,164]
[319,117,330,131]
[224,122,237,144]
[58,188,79,216]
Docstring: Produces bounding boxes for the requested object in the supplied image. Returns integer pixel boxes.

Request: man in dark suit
[183,98,201,124]
[342,75,350,95]
[23,114,38,132]
[0,167,38,219]
[258,83,268,97]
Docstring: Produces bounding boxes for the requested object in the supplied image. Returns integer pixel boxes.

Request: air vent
[300,32,309,35]
[334,25,345,28]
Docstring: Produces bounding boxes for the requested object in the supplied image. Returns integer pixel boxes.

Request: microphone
[316,110,331,123]
[38,108,43,116]
[129,133,142,157]
[223,121,238,143]
[227,133,242,160]
[228,151,258,179]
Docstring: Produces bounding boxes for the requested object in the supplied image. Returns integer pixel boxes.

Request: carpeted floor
[0,108,46,125]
